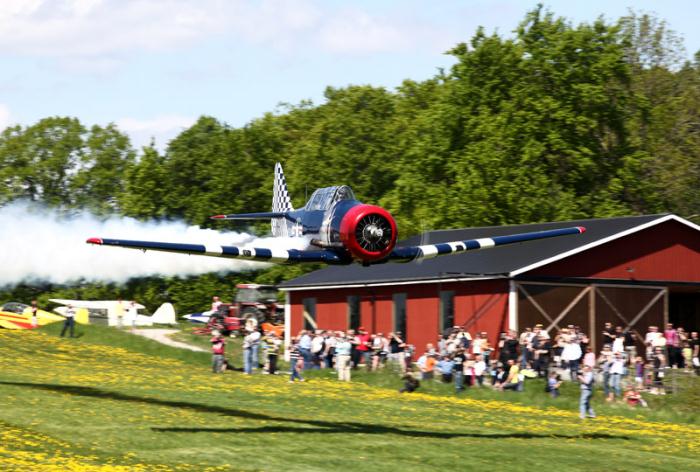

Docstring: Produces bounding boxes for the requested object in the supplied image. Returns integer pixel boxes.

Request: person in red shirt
[211,330,226,373]
[356,327,372,369]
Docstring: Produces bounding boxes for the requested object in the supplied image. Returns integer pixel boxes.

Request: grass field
[1,324,698,471]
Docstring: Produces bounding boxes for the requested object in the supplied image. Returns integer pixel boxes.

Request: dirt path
[130,328,206,352]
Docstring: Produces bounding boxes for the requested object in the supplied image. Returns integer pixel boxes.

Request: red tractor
[204,284,284,336]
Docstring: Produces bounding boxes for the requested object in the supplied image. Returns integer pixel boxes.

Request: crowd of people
[284,328,413,382]
[209,311,700,415]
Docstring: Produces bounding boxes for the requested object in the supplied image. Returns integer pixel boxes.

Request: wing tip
[86,237,103,245]
[210,215,226,219]
[577,226,586,234]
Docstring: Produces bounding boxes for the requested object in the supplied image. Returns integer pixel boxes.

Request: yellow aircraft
[0,302,65,330]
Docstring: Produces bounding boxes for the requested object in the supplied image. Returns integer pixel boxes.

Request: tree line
[2,8,699,312]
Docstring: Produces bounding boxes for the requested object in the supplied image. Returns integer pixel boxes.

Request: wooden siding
[531,220,700,282]
[290,281,509,354]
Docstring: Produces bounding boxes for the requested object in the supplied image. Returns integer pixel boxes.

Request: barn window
[347,295,360,330]
[302,297,317,331]
[393,293,407,337]
[440,290,455,333]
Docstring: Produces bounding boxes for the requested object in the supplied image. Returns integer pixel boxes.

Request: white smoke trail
[0,202,308,285]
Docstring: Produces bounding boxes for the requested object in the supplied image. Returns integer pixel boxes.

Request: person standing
[115,299,125,328]
[210,330,226,373]
[652,347,666,395]
[265,332,282,375]
[30,300,39,328]
[298,330,313,369]
[473,354,486,387]
[211,296,222,313]
[335,333,352,381]
[664,323,680,368]
[128,301,138,330]
[60,304,76,338]
[288,342,305,383]
[452,349,465,392]
[243,328,261,374]
[598,345,613,399]
[355,327,372,369]
[608,352,625,401]
[578,365,596,419]
[690,331,700,374]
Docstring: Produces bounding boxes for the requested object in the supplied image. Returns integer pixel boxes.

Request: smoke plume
[0,202,307,286]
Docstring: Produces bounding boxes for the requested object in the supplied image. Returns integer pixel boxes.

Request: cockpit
[304,186,356,211]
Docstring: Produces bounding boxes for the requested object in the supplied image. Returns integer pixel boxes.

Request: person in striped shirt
[288,340,305,383]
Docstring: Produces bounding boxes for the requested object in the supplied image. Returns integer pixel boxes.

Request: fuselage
[284,186,397,264]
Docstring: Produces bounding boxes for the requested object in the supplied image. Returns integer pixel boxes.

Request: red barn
[279,214,700,353]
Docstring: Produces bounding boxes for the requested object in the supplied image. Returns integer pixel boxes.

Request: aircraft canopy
[305,186,356,211]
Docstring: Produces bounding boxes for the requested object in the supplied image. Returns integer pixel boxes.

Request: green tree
[120,145,169,219]
[72,123,135,216]
[0,117,85,207]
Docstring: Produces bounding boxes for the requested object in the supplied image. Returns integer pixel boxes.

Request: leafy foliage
[1,7,699,297]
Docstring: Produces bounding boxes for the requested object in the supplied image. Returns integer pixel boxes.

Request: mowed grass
[0,325,698,471]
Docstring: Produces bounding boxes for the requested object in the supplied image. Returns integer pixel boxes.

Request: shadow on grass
[0,381,630,441]
[151,425,627,440]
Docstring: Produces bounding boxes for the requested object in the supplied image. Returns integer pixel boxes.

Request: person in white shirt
[335,333,353,381]
[60,304,76,338]
[311,332,325,369]
[243,329,261,374]
[128,301,138,330]
[608,352,625,400]
[211,296,222,313]
[473,354,486,386]
[323,332,337,369]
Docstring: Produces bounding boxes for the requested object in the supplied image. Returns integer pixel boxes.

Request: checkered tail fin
[271,162,294,237]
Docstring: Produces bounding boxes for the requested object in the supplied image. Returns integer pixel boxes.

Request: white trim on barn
[279,275,504,292]
[508,280,518,332]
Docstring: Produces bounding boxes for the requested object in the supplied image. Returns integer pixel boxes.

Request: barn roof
[280,214,700,290]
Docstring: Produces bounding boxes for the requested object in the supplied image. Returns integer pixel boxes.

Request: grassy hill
[0,325,698,471]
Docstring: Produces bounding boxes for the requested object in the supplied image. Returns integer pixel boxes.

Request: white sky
[1,0,698,150]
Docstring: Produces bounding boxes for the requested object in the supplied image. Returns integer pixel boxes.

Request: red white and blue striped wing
[85,238,345,264]
[389,226,585,262]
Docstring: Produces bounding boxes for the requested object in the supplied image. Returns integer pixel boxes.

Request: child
[437,355,454,383]
[210,330,226,373]
[288,342,305,383]
[473,354,486,387]
[634,357,645,390]
[265,332,282,375]
[546,372,561,398]
[399,373,420,393]
[624,387,648,407]
[463,354,475,387]
[682,342,692,373]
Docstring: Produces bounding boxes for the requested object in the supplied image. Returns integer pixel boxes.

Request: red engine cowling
[339,204,397,263]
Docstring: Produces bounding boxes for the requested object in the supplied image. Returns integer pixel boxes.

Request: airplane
[86,163,585,265]
[50,300,177,327]
[0,302,64,330]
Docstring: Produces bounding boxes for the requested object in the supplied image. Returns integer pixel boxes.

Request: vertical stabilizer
[271,163,294,237]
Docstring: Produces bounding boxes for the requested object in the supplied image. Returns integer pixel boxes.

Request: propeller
[355,213,394,252]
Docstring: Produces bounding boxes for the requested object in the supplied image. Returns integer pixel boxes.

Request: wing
[86,238,346,264]
[388,226,585,262]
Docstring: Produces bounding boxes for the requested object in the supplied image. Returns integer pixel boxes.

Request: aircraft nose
[364,224,384,241]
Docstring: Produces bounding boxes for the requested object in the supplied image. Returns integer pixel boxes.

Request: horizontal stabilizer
[211,212,293,221]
